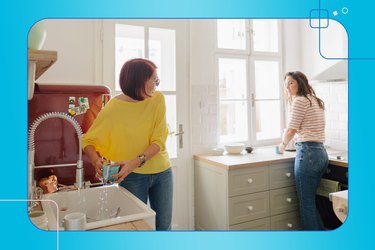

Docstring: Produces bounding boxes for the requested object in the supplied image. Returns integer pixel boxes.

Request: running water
[96,187,110,220]
[77,188,87,214]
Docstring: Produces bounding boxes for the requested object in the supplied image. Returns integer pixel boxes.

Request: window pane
[149,28,176,91]
[217,19,246,50]
[253,20,278,53]
[219,58,247,99]
[220,101,248,142]
[165,95,177,158]
[115,24,145,91]
[255,100,281,140]
[254,60,280,99]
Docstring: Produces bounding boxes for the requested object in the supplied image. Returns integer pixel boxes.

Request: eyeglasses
[154,78,160,86]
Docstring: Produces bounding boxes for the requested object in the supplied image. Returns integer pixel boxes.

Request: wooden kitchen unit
[194,147,301,230]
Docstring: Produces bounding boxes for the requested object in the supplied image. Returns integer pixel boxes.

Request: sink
[41,184,156,230]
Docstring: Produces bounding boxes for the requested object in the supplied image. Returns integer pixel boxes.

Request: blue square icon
[310,9,329,28]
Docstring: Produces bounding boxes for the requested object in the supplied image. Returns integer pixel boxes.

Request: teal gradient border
[0,0,374,249]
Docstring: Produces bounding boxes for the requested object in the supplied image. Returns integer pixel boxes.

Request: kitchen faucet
[28,112,84,207]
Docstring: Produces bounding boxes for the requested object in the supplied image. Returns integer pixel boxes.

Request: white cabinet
[194,159,301,230]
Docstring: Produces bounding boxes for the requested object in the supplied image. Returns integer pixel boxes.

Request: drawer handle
[247,178,253,184]
[286,198,292,203]
[285,172,291,178]
[247,206,254,211]
[287,223,293,228]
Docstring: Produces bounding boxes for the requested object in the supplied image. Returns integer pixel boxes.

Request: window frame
[216,54,250,144]
[216,19,284,147]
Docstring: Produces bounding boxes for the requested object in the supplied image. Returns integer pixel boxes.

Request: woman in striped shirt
[278,71,329,230]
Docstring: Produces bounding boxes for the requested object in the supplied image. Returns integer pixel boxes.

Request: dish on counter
[224,143,245,154]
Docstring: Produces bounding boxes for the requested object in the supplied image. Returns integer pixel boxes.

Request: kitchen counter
[194,146,348,169]
[194,146,348,230]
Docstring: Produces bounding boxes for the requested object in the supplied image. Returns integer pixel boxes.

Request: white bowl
[224,143,245,154]
[210,147,224,156]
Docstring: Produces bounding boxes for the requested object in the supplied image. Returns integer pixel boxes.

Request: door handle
[167,124,184,149]
[175,124,184,149]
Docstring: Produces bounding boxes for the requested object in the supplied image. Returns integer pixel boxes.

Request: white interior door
[102,19,192,230]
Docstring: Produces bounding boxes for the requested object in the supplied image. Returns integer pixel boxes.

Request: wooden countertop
[194,146,295,170]
[194,146,348,170]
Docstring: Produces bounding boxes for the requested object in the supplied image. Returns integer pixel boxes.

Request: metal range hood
[310,60,348,83]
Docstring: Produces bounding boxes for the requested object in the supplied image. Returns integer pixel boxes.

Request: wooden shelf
[28,49,58,100]
[28,49,57,80]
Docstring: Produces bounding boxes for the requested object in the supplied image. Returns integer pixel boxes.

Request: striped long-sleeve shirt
[288,95,325,143]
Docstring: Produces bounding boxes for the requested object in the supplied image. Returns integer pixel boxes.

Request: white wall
[189,20,219,155]
[299,19,348,79]
[282,20,301,73]
[37,19,99,85]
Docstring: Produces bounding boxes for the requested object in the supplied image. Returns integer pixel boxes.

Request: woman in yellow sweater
[82,58,172,230]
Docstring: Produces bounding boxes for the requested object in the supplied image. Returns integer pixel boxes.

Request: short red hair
[119,58,157,101]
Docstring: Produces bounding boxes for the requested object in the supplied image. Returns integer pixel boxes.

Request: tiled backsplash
[314,81,348,151]
[191,85,218,155]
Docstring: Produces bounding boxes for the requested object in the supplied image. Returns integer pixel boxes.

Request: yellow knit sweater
[82,91,170,174]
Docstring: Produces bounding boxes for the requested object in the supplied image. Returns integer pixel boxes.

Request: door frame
[97,19,194,230]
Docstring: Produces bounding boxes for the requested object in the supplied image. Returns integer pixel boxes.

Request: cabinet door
[228,166,269,196]
[270,186,299,216]
[269,163,295,189]
[270,211,301,230]
[229,217,270,230]
[228,191,270,225]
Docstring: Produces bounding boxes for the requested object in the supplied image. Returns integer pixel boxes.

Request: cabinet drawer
[229,191,270,225]
[228,167,269,196]
[270,211,301,230]
[229,217,270,230]
[270,163,295,189]
[270,186,299,215]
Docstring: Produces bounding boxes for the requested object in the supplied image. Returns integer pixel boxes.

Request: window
[218,57,248,142]
[114,23,177,157]
[217,19,283,145]
[217,19,247,50]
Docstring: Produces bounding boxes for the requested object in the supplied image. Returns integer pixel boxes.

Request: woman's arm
[111,143,160,182]
[83,145,106,177]
[278,128,297,154]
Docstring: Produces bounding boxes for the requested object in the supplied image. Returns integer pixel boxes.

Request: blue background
[0,0,373,249]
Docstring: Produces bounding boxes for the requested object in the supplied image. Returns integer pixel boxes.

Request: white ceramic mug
[64,212,86,230]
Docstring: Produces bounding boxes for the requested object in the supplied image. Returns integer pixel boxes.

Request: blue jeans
[119,168,173,230]
[295,142,328,230]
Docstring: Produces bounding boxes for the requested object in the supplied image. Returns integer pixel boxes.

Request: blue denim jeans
[295,142,328,230]
[119,168,173,230]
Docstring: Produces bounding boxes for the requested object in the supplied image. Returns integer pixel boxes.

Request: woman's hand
[93,158,106,178]
[278,143,286,154]
[111,158,140,183]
